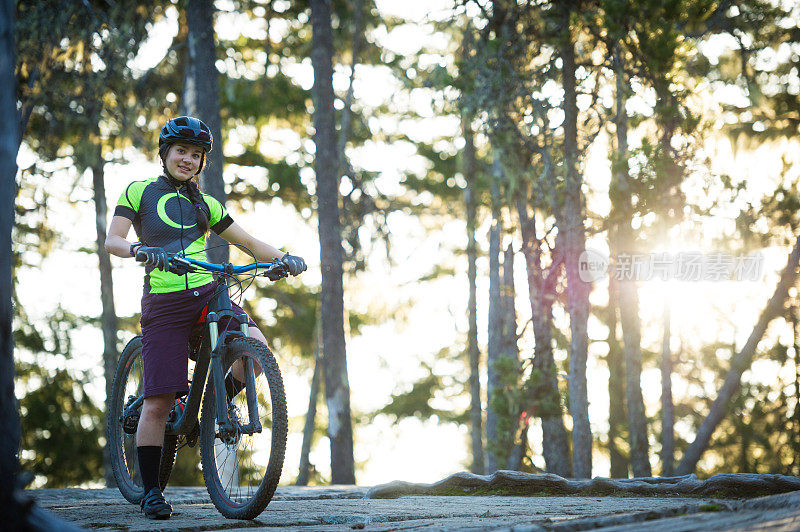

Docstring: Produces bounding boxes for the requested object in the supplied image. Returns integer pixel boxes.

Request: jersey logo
[157,194,197,229]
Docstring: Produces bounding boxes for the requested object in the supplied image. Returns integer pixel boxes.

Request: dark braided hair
[160,144,211,233]
[183,178,210,233]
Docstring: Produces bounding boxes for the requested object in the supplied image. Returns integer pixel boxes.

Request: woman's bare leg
[137,393,174,446]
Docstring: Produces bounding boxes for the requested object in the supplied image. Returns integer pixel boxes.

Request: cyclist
[104,116,306,520]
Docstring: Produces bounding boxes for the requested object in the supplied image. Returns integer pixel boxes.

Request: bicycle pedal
[122,396,141,435]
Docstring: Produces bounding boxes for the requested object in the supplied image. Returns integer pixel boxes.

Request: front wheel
[199,337,287,519]
[106,336,177,503]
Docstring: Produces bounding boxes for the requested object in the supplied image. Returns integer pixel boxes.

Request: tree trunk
[660,299,674,476]
[462,116,484,474]
[0,1,23,524]
[621,302,659,473]
[297,323,322,486]
[501,249,517,365]
[501,243,521,465]
[507,425,527,471]
[676,233,800,474]
[618,225,650,477]
[560,15,592,479]
[486,161,502,474]
[515,190,571,477]
[612,46,651,478]
[607,276,629,478]
[184,0,228,263]
[91,141,119,487]
[310,0,355,485]
[320,3,362,480]
[739,409,750,473]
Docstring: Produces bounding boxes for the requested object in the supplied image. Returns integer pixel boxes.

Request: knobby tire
[199,337,287,520]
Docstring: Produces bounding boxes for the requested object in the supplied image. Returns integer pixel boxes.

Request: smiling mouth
[178,166,192,173]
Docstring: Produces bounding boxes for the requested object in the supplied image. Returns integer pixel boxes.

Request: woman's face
[165,142,204,181]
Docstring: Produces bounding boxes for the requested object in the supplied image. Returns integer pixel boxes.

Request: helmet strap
[196,152,205,176]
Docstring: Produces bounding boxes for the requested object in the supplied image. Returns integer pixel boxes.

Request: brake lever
[261,263,289,281]
[169,256,197,276]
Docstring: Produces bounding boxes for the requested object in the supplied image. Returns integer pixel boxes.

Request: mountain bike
[106,254,290,520]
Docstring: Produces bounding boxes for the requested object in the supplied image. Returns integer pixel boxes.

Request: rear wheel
[106,337,177,503]
[200,337,287,519]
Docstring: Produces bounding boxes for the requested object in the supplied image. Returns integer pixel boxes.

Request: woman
[104,116,305,520]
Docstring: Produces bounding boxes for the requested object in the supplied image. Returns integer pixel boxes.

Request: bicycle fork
[207,312,262,444]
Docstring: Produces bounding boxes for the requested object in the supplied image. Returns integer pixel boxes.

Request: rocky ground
[28,472,800,531]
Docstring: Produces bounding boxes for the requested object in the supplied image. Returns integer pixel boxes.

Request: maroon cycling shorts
[140,281,256,398]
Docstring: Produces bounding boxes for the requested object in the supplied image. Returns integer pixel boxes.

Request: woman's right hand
[136,246,169,271]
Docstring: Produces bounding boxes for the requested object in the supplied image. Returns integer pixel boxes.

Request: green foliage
[704,378,796,476]
[17,0,169,165]
[242,281,318,360]
[14,1,170,491]
[376,361,468,425]
[406,142,466,203]
[17,363,104,488]
[220,73,310,123]
[619,138,686,232]
[664,331,799,477]
[226,158,311,212]
[378,371,446,421]
[14,303,104,487]
[218,0,414,274]
[14,164,61,263]
[732,169,800,249]
[521,367,563,419]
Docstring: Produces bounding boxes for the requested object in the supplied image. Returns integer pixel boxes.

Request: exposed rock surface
[490,489,800,531]
[28,473,800,531]
[366,470,800,499]
[30,488,720,531]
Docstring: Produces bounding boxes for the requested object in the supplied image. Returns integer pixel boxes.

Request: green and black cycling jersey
[114,175,234,294]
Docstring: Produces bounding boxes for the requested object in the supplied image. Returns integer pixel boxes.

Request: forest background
[9,0,800,490]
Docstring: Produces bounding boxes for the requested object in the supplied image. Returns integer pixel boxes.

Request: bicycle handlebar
[136,252,289,280]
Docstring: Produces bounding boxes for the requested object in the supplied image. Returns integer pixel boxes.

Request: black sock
[137,445,162,494]
[225,375,246,401]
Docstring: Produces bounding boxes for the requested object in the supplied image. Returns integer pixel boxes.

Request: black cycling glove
[136,246,170,271]
[281,252,307,276]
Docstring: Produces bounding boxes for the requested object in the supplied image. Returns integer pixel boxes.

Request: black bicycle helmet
[159,116,213,153]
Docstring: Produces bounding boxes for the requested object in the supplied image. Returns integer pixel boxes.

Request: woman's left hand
[281,253,307,276]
